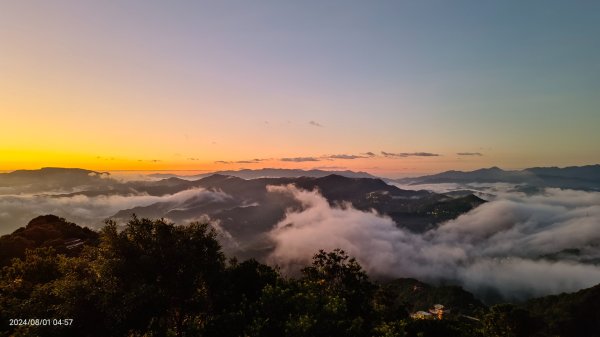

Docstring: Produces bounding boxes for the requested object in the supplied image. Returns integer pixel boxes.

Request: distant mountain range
[149,165,600,191]
[0,167,486,259]
[4,164,598,258]
[3,165,599,192]
[396,165,600,191]
[0,167,111,193]
[110,174,484,245]
[149,168,378,180]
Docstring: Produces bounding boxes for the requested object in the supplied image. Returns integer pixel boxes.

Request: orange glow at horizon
[1,147,511,178]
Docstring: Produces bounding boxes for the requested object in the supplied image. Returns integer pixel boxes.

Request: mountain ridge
[396,164,600,190]
[148,168,378,180]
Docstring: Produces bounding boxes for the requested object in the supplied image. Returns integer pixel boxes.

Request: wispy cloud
[308,120,323,127]
[280,157,321,162]
[235,160,261,164]
[457,152,483,156]
[323,154,367,160]
[223,151,440,163]
[215,158,266,164]
[381,151,441,158]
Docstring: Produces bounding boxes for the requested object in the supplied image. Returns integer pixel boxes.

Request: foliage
[480,303,541,337]
[1,215,599,337]
[524,284,600,337]
[1,216,225,336]
[247,249,376,337]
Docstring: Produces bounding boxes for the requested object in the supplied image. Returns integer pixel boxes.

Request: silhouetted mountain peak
[318,173,356,181]
[479,166,503,172]
[195,174,249,188]
[310,174,390,190]
[10,167,108,177]
[0,167,114,192]
[26,214,66,228]
[0,215,99,267]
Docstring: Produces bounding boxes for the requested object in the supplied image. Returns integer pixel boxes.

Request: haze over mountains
[0,167,485,237]
[4,164,599,192]
[396,165,600,191]
[1,165,600,301]
[148,165,600,191]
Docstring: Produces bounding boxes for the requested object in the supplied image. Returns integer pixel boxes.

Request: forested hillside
[1,215,598,337]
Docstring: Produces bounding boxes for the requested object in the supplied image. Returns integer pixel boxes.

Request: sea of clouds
[2,175,599,301]
[267,184,600,301]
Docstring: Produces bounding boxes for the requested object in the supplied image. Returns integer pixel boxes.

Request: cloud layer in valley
[267,185,600,301]
[3,169,599,302]
[0,188,231,232]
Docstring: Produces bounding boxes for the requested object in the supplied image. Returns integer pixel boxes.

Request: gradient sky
[1,1,599,177]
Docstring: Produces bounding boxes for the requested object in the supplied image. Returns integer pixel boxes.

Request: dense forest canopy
[1,215,599,337]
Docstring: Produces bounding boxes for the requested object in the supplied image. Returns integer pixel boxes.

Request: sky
[1,1,599,177]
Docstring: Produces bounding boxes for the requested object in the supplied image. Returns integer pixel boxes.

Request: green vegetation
[1,216,599,336]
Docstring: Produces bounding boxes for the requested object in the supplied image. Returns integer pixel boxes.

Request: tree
[1,216,228,337]
[203,258,280,337]
[93,216,226,336]
[248,249,376,337]
[481,304,539,337]
[0,247,63,336]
